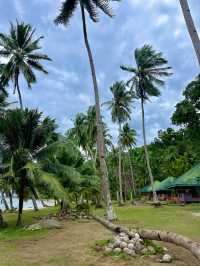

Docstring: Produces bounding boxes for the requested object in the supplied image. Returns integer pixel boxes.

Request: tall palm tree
[105,81,133,205]
[120,123,137,197]
[121,45,171,203]
[179,0,200,66]
[0,22,51,109]
[55,0,117,220]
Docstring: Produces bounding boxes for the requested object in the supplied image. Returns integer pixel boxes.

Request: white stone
[134,233,140,240]
[127,243,134,250]
[108,243,114,249]
[134,242,144,252]
[120,241,128,249]
[26,223,41,231]
[125,249,136,256]
[163,247,168,252]
[113,240,121,248]
[105,247,113,253]
[123,247,134,255]
[162,254,172,263]
[113,247,121,253]
[119,232,126,237]
[122,236,129,242]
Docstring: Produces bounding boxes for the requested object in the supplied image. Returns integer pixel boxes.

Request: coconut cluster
[104,232,173,263]
[105,232,145,256]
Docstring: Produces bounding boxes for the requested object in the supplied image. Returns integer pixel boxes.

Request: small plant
[143,239,165,255]
[76,202,90,215]
[93,239,112,252]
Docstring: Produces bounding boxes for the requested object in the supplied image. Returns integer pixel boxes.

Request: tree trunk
[1,192,9,211]
[93,215,200,262]
[179,0,200,66]
[30,187,39,211]
[40,198,48,208]
[0,209,4,228]
[80,3,116,221]
[16,173,25,227]
[15,73,23,110]
[31,195,39,211]
[118,123,123,205]
[128,150,136,196]
[34,188,48,207]
[8,191,14,211]
[141,98,158,203]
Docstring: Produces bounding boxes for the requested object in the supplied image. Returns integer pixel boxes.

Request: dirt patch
[192,212,200,217]
[0,220,199,266]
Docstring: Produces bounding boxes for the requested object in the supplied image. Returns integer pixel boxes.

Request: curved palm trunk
[128,150,136,196]
[8,191,14,210]
[30,187,39,211]
[118,123,123,205]
[179,0,200,65]
[31,196,39,211]
[1,192,9,211]
[141,98,158,203]
[80,3,116,220]
[35,189,48,207]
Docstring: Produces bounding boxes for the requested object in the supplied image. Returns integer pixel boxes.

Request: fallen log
[92,215,200,262]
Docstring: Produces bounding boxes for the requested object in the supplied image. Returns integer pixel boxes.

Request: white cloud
[155,15,169,27]
[14,0,25,16]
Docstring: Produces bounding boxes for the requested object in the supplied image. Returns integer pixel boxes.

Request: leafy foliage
[55,0,114,25]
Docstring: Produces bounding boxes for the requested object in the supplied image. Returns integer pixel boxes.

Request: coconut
[134,233,140,240]
[161,254,173,263]
[113,240,121,248]
[128,243,134,250]
[120,241,128,249]
[113,247,121,253]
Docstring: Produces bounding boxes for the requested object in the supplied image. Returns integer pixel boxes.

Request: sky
[0,0,199,145]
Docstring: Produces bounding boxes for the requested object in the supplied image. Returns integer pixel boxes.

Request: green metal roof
[140,180,161,193]
[157,176,175,191]
[169,164,200,188]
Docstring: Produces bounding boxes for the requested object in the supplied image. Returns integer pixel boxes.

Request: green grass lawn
[0,204,200,265]
[0,206,58,241]
[94,203,200,240]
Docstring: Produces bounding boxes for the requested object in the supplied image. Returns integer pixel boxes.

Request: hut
[156,176,175,201]
[168,164,200,203]
[140,181,161,193]
[139,181,161,199]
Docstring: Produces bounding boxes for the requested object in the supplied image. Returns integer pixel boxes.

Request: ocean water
[0,196,54,211]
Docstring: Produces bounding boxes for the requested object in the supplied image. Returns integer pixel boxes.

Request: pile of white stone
[104,232,173,263]
[105,232,145,256]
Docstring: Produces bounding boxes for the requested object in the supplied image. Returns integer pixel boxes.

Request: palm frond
[93,0,113,17]
[54,0,78,25]
[26,60,48,74]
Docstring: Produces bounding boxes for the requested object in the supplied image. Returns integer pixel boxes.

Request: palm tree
[179,0,200,66]
[68,113,88,156]
[0,109,66,226]
[105,81,133,205]
[55,0,117,220]
[121,45,171,203]
[0,22,51,109]
[120,123,137,198]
